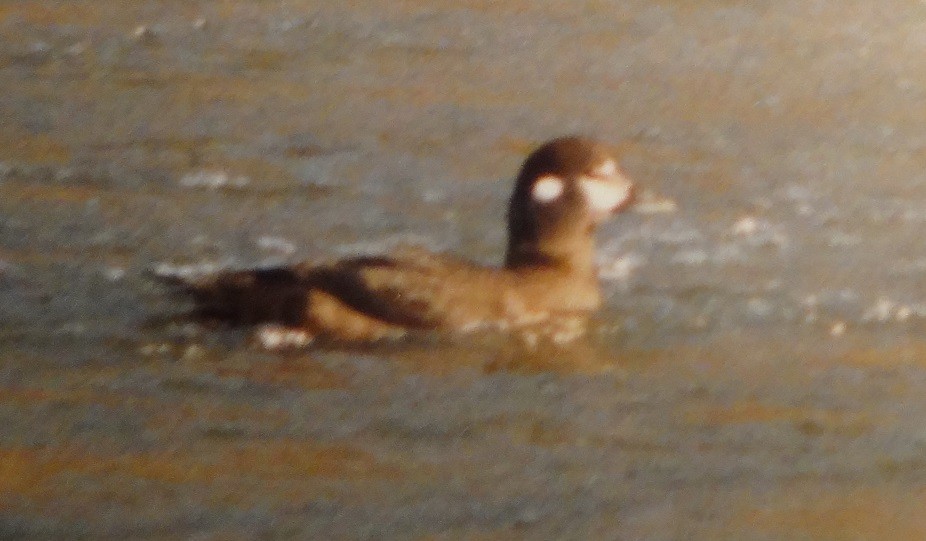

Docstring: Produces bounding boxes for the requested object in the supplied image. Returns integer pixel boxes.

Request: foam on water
[179,170,250,189]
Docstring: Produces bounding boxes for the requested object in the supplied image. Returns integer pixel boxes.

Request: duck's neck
[504,234,599,278]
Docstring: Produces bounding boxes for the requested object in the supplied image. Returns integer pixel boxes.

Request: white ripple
[179,170,250,189]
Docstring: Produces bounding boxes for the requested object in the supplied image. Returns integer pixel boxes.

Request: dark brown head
[505,136,635,271]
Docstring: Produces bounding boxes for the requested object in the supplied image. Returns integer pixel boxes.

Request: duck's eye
[589,159,617,178]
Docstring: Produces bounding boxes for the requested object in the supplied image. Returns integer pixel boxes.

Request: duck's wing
[311,253,485,329]
[157,252,491,329]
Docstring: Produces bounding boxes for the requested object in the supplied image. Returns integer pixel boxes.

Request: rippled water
[4,1,926,538]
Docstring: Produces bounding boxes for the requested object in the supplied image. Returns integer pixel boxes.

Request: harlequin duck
[160,136,635,346]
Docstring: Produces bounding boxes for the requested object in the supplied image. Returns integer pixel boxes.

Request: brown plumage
[159,136,635,345]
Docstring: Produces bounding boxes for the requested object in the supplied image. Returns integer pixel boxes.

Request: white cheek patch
[580,175,634,212]
[532,175,564,203]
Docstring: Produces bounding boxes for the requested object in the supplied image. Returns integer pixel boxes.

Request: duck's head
[505,136,635,270]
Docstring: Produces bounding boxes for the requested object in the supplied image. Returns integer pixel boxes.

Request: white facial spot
[580,175,634,212]
[532,175,564,203]
[592,159,617,178]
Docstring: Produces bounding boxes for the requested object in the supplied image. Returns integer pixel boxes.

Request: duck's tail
[148,263,309,325]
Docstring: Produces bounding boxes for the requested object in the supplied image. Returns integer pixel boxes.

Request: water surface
[3,1,926,538]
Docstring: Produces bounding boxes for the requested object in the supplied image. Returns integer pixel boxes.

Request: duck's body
[176,247,603,341]
[160,136,635,345]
